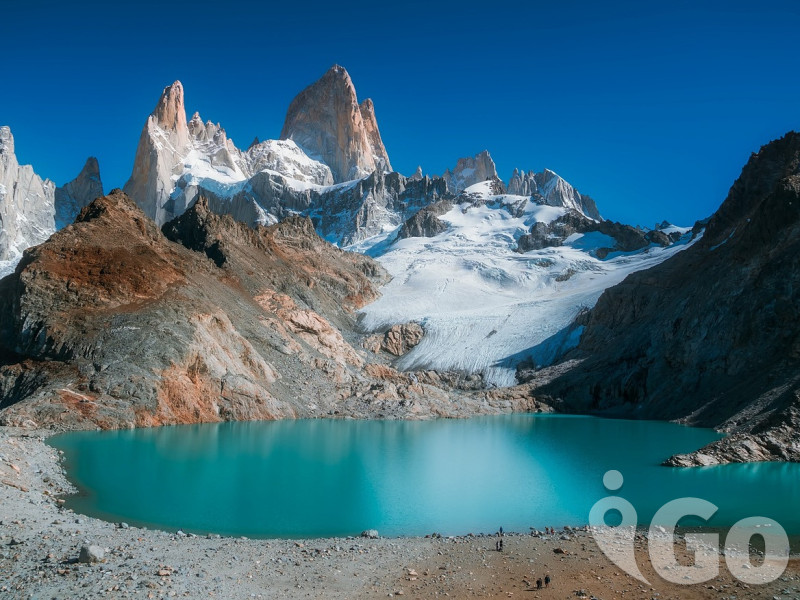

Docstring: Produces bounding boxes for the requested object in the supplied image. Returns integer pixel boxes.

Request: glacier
[355,181,696,386]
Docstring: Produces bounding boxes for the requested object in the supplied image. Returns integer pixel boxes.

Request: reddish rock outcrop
[363,323,424,357]
[0,190,383,428]
[280,65,392,182]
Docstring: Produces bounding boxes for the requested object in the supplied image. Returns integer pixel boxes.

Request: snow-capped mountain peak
[441,150,499,193]
[0,126,55,269]
[123,79,337,226]
[1,127,102,276]
[508,167,601,220]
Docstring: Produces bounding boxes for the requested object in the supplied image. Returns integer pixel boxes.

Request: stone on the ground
[78,544,104,563]
[361,529,379,539]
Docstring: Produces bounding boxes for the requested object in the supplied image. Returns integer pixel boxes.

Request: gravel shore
[1,426,798,599]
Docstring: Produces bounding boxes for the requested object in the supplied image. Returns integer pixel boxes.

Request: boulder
[78,545,104,563]
[363,323,424,357]
[361,529,379,539]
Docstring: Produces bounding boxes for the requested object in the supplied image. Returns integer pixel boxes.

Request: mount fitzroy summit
[0,65,797,466]
[121,65,604,246]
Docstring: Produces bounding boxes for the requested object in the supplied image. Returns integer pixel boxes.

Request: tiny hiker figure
[536,577,542,589]
[545,574,551,588]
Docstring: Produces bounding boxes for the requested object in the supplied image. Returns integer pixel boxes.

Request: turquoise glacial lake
[50,415,800,538]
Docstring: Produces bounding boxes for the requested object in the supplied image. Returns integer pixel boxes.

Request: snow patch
[710,228,736,251]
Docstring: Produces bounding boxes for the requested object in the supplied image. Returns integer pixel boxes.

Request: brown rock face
[538,131,800,464]
[358,98,391,172]
[363,323,424,357]
[280,65,392,182]
[0,191,385,428]
[153,80,188,132]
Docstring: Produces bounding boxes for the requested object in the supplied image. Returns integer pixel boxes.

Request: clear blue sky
[3,0,799,227]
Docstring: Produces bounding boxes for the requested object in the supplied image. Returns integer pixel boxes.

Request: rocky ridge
[313,171,449,246]
[509,168,601,221]
[0,127,55,265]
[441,150,499,193]
[121,71,448,246]
[535,131,800,465]
[119,69,652,252]
[516,209,681,257]
[54,157,104,229]
[0,191,543,429]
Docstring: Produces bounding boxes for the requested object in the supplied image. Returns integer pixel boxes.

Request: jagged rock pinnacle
[0,126,56,264]
[442,150,499,193]
[280,65,391,182]
[54,157,105,229]
[153,81,187,132]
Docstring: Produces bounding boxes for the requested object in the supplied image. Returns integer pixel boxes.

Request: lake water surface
[50,415,800,538]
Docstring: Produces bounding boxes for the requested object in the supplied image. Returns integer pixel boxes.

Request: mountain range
[0,65,796,465]
[0,128,102,275]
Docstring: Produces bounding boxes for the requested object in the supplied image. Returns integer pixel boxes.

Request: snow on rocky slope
[0,127,102,278]
[0,126,56,276]
[122,81,335,227]
[122,68,617,249]
[123,72,425,246]
[356,181,695,386]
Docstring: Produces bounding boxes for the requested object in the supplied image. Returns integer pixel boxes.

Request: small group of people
[495,526,552,589]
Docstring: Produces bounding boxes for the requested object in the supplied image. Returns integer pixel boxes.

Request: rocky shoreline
[2,425,799,599]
